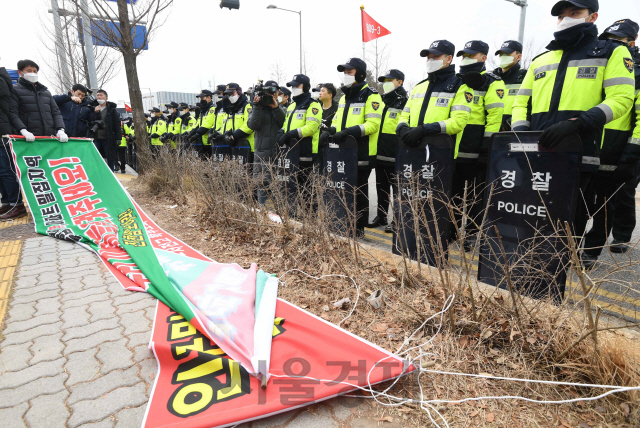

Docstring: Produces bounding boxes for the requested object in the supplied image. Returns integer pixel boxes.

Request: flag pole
[360,5,365,61]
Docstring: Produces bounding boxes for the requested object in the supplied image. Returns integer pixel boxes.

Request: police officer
[583,19,640,266]
[319,58,382,236]
[176,102,197,149]
[512,0,636,249]
[164,101,179,149]
[454,40,505,248]
[190,90,216,157]
[148,107,166,152]
[374,69,408,231]
[221,83,255,164]
[276,74,323,205]
[494,40,528,131]
[206,85,230,154]
[119,117,133,173]
[279,87,292,109]
[311,83,322,100]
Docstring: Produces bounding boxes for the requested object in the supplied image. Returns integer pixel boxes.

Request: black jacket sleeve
[50,93,65,130]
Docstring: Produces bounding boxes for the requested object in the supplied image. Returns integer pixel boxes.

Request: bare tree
[269,60,288,86]
[76,0,172,161]
[364,39,391,92]
[39,0,120,94]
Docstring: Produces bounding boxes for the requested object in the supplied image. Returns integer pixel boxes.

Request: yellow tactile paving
[0,240,23,328]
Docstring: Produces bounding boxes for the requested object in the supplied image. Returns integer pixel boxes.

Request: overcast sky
[3,0,640,103]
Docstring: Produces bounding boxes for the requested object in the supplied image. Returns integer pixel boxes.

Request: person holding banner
[320,58,382,235]
[582,19,640,267]
[374,69,408,231]
[512,0,636,243]
[494,40,528,132]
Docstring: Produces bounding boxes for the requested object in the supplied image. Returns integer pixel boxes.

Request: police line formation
[92,1,640,273]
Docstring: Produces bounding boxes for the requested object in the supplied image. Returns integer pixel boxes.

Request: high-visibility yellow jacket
[496,63,528,131]
[280,93,322,162]
[149,118,166,146]
[220,96,254,151]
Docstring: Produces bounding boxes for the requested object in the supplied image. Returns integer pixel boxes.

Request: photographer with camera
[246,80,285,205]
[88,89,121,172]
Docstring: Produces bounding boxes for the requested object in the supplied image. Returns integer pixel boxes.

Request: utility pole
[79,0,98,89]
[505,0,528,44]
[50,0,72,89]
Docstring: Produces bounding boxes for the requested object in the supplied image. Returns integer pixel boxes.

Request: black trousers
[356,167,372,232]
[611,175,637,243]
[583,174,628,256]
[117,146,126,172]
[451,160,485,238]
[375,163,394,221]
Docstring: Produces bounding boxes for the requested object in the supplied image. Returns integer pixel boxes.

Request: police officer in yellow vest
[455,40,505,247]
[119,118,133,173]
[208,85,229,149]
[222,83,255,163]
[276,73,322,203]
[164,101,179,149]
[375,69,409,232]
[190,90,216,157]
[176,102,196,149]
[319,58,382,235]
[494,40,528,131]
[583,19,640,267]
[512,0,636,243]
[148,107,166,152]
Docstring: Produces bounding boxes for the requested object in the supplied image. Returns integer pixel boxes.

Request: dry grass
[132,147,640,427]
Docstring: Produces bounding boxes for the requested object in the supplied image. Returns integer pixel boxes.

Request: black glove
[211,130,221,139]
[396,123,410,139]
[614,162,638,181]
[333,130,349,143]
[275,131,287,146]
[285,129,299,143]
[224,131,237,147]
[319,131,331,148]
[181,132,189,139]
[233,129,250,142]
[150,133,159,139]
[190,134,201,144]
[402,126,425,148]
[539,118,583,149]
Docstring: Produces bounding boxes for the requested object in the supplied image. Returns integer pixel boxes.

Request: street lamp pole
[267,5,302,74]
[505,0,528,44]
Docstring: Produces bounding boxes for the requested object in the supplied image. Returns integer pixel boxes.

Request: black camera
[254,80,279,107]
[90,120,105,134]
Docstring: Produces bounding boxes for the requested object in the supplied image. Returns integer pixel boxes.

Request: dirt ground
[125,179,639,428]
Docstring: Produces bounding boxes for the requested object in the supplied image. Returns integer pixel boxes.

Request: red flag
[361,9,391,43]
[125,103,132,112]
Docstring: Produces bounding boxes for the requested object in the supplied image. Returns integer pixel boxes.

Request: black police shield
[322,136,358,236]
[211,139,231,163]
[393,134,454,267]
[276,141,300,214]
[231,140,252,167]
[477,132,582,301]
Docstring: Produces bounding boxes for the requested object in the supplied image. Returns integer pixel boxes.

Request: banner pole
[360,5,365,61]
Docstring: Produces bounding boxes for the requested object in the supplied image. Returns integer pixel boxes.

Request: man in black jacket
[88,89,121,172]
[245,81,286,205]
[0,66,26,219]
[375,70,409,231]
[9,59,68,142]
[53,84,92,137]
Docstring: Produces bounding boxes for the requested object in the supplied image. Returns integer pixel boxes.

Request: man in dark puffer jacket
[0,66,27,219]
[9,59,68,142]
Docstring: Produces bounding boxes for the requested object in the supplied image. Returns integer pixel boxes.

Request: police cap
[196,89,213,98]
[420,40,455,57]
[214,84,226,95]
[150,107,160,113]
[457,40,489,57]
[600,19,639,41]
[265,80,280,89]
[168,101,179,108]
[311,83,323,92]
[280,87,291,97]
[495,40,523,56]
[337,58,366,72]
[378,69,405,82]
[144,113,150,118]
[178,102,189,110]
[551,0,598,17]
[223,83,242,94]
[286,74,310,87]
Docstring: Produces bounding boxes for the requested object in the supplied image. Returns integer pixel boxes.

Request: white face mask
[557,15,590,32]
[499,54,516,68]
[461,57,478,66]
[277,96,283,103]
[341,73,356,88]
[97,99,106,105]
[179,111,186,116]
[23,72,38,83]
[168,108,174,114]
[426,59,445,74]
[229,95,239,104]
[382,81,396,94]
[291,87,303,97]
[311,92,320,100]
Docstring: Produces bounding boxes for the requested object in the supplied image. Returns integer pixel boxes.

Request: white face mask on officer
[229,94,239,104]
[291,87,303,97]
[426,58,445,74]
[23,72,38,83]
[499,54,516,68]
[341,73,356,88]
[277,96,283,103]
[461,57,479,66]
[557,15,590,32]
[382,81,396,94]
[311,92,320,100]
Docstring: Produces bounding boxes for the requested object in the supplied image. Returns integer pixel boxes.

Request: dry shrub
[137,148,640,427]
